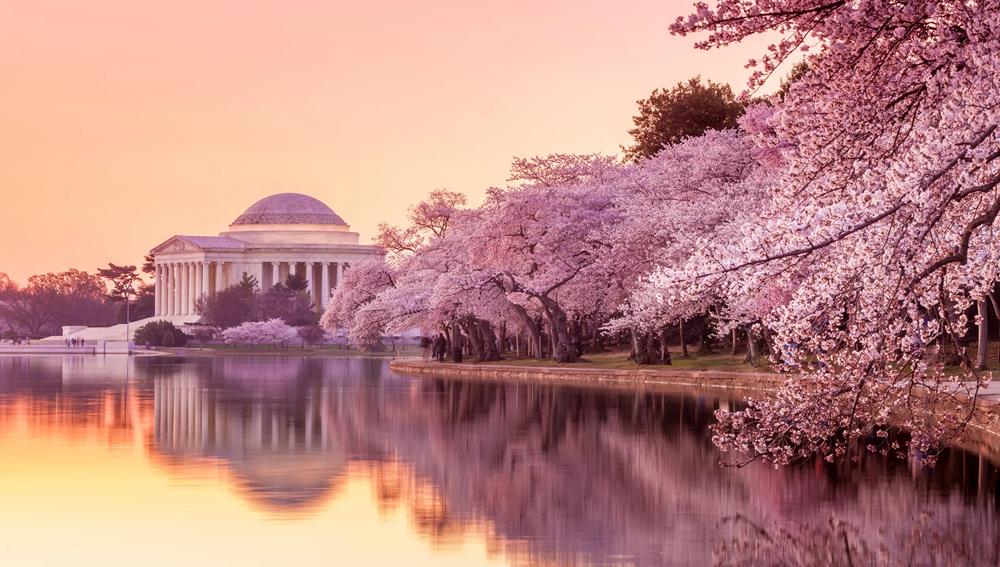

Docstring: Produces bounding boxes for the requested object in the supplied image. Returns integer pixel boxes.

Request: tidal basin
[1,355,998,566]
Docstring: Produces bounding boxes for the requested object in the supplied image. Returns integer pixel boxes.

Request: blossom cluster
[221,318,300,346]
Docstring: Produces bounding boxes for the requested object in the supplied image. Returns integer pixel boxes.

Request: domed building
[150,193,383,317]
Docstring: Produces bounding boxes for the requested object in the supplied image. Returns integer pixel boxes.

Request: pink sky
[0,0,770,283]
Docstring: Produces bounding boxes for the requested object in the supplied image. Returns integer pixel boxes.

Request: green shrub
[160,330,174,347]
[134,320,188,347]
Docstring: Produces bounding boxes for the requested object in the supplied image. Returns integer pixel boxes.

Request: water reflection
[0,355,998,566]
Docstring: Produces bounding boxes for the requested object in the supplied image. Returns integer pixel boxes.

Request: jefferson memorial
[150,193,383,316]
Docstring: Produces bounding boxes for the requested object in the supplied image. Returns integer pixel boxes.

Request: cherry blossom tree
[376,189,467,261]
[221,318,299,347]
[321,189,476,351]
[339,188,545,360]
[369,211,511,361]
[320,257,396,348]
[463,154,625,362]
[664,0,1000,465]
[606,125,771,362]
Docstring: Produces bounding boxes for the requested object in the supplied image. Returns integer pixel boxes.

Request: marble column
[163,264,170,316]
[171,263,178,316]
[321,262,330,310]
[192,263,199,312]
[215,262,225,293]
[179,263,188,315]
[178,263,185,315]
[174,263,181,316]
[289,262,297,277]
[184,262,196,315]
[201,262,209,303]
[304,262,314,300]
[187,262,195,314]
[170,264,177,316]
[193,262,199,304]
[335,262,344,288]
[181,263,188,315]
[160,265,167,316]
[177,263,184,316]
[154,265,162,316]
[189,262,197,314]
[161,265,167,316]
[271,262,280,288]
[157,265,164,316]
[196,264,201,310]
[170,263,179,316]
[254,262,264,290]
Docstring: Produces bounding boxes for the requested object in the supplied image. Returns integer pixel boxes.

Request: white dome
[232,193,347,226]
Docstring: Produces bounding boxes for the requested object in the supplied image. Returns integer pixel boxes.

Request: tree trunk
[569,317,584,357]
[442,324,452,356]
[990,292,1000,363]
[632,329,657,365]
[977,299,989,370]
[631,329,647,364]
[745,327,758,367]
[549,325,558,360]
[589,322,605,353]
[459,318,483,361]
[510,304,543,360]
[699,316,714,354]
[537,319,546,359]
[761,327,775,356]
[645,332,662,364]
[679,319,689,358]
[659,327,672,365]
[450,319,463,363]
[731,328,738,356]
[478,319,501,361]
[539,297,578,363]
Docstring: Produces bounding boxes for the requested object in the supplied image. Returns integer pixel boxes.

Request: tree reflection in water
[0,355,997,565]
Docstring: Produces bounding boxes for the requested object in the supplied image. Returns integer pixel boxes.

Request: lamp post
[124,284,132,348]
[97,263,142,354]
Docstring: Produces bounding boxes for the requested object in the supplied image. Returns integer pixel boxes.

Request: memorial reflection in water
[0,355,998,566]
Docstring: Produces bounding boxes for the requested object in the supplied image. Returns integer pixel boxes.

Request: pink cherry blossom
[667,0,1000,465]
[221,318,300,346]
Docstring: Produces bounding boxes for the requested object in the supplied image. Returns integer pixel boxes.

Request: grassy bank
[390,356,782,394]
[447,349,774,373]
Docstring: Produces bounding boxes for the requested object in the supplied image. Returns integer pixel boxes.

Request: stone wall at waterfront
[389,358,783,393]
[0,345,97,355]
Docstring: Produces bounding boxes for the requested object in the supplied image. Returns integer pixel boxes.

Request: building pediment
[150,235,246,255]
[150,236,193,254]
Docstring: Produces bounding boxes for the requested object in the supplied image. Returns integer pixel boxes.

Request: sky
[0,0,769,284]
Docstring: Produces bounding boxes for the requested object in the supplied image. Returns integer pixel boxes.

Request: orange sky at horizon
[0,0,772,284]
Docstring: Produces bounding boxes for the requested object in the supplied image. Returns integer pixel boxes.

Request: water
[0,355,997,566]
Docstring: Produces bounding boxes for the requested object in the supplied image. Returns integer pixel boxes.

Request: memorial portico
[150,193,383,317]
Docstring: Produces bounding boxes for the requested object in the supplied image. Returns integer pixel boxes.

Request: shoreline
[0,345,416,359]
[389,358,783,393]
[152,346,407,358]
